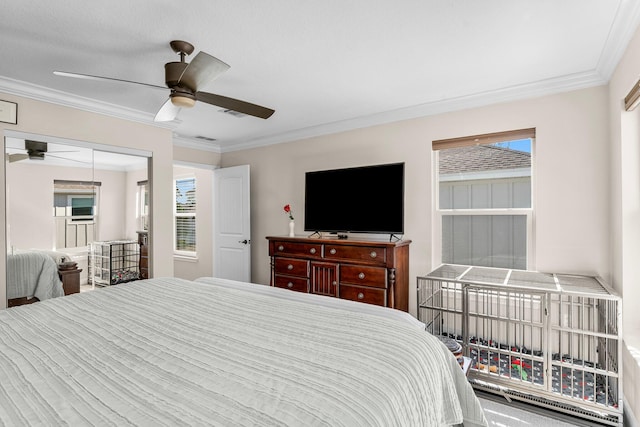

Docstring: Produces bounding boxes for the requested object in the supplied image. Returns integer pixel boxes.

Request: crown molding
[0,76,179,131]
[222,70,607,153]
[596,0,640,80]
[172,135,222,153]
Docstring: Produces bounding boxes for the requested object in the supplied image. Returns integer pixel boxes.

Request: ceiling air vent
[219,109,247,118]
[195,135,217,142]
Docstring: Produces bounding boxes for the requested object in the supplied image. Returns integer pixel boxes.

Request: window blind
[432,128,536,151]
[54,179,102,187]
[625,80,640,111]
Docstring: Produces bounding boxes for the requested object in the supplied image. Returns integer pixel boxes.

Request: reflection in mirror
[5,136,149,307]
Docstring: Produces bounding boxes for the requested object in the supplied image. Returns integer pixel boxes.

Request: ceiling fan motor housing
[165,62,193,91]
[165,61,197,107]
[25,140,47,159]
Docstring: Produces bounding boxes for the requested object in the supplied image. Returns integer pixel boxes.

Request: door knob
[239,239,251,245]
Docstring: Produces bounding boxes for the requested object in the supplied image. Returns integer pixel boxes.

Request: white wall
[221,84,611,308]
[174,145,221,166]
[608,18,640,427]
[0,93,176,309]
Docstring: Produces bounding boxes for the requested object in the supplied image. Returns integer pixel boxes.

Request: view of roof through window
[438,137,532,270]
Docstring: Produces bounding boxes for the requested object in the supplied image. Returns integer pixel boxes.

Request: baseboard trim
[474,390,603,427]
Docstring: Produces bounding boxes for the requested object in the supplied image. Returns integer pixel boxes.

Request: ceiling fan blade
[6,153,28,163]
[46,154,92,164]
[196,92,275,119]
[154,98,181,122]
[54,71,167,90]
[178,52,230,91]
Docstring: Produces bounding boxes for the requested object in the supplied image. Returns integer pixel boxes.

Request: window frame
[432,129,535,270]
[137,180,149,231]
[173,175,197,257]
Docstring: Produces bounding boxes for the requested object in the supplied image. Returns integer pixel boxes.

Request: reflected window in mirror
[138,180,149,231]
[53,180,101,249]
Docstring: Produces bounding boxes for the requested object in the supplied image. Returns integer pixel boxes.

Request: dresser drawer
[339,284,386,307]
[274,275,309,293]
[271,241,322,258]
[324,245,386,265]
[274,258,309,277]
[340,265,387,289]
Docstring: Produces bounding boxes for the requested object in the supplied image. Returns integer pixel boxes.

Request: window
[53,180,100,248]
[174,177,196,254]
[433,128,534,270]
[68,195,94,221]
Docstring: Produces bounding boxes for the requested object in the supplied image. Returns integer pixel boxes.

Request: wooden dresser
[267,236,411,312]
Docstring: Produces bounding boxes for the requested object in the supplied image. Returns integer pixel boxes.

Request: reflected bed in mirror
[6,249,65,307]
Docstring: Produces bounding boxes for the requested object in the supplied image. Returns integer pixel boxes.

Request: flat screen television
[304,162,404,234]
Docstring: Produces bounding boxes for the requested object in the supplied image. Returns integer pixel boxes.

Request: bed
[6,250,65,307]
[0,276,488,426]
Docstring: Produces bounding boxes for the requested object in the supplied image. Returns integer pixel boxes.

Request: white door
[213,165,251,282]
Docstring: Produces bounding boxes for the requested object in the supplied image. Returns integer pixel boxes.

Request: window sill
[174,254,198,263]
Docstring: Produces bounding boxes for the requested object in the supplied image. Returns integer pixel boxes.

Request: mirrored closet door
[5,135,149,305]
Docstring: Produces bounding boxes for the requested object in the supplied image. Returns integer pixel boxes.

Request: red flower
[283,204,294,220]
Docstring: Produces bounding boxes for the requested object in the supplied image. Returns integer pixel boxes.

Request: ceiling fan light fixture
[170,94,196,108]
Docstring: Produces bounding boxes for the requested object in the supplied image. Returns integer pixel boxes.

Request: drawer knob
[310,248,316,254]
[358,272,365,280]
[332,281,337,286]
[357,292,365,300]
[287,264,294,270]
[329,248,337,255]
[370,251,377,258]
[278,245,284,251]
[287,282,294,289]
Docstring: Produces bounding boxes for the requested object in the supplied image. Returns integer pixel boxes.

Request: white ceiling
[1,1,639,152]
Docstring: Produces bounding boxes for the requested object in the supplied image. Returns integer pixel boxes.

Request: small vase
[288,220,295,237]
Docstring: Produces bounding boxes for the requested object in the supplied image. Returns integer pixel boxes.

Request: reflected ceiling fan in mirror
[54,40,275,122]
[6,140,85,164]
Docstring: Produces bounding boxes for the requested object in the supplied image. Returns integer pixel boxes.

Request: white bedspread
[0,277,487,426]
[6,250,64,301]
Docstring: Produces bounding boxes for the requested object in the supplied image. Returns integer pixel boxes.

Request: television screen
[304,162,404,234]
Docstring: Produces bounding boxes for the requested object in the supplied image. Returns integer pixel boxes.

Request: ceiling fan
[6,140,82,163]
[53,40,275,122]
